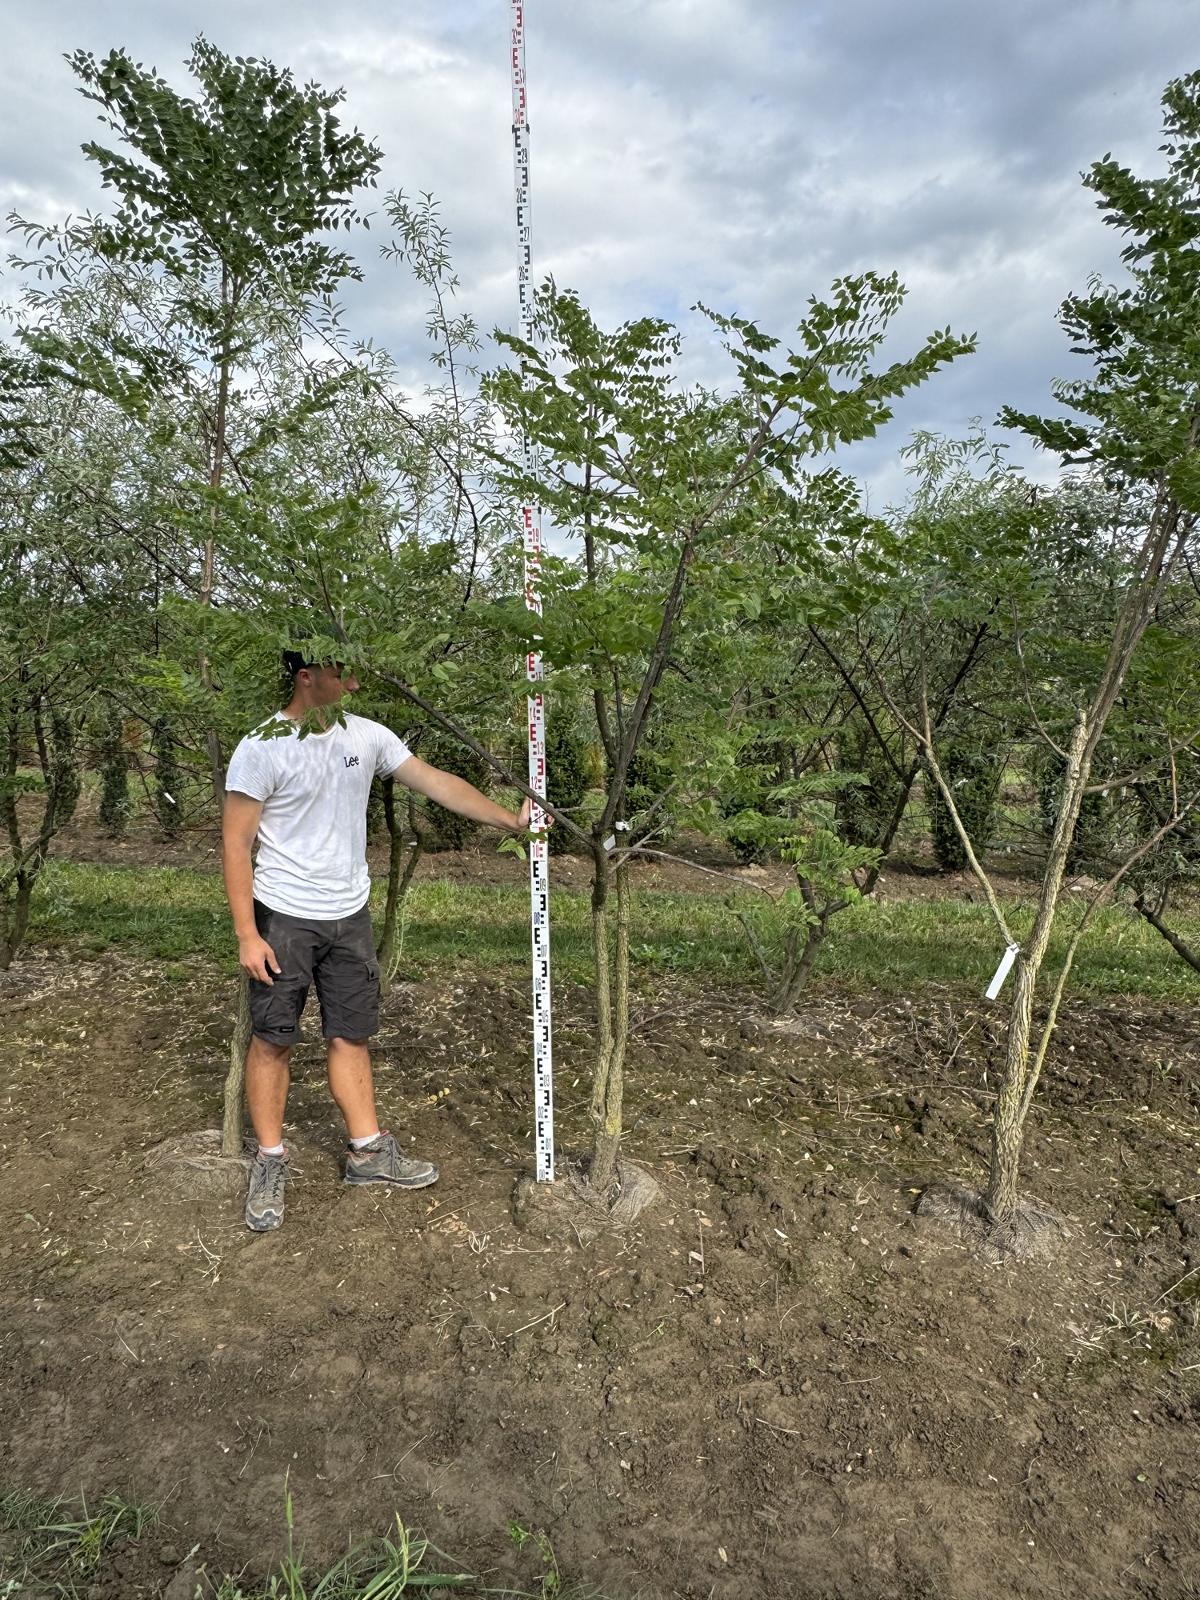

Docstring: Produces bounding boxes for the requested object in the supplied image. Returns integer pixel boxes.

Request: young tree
[0,509,98,966]
[0,368,153,965]
[729,786,881,1013]
[807,430,1033,889]
[1100,610,1200,967]
[927,740,1005,871]
[888,75,1200,1249]
[708,445,1020,1004]
[11,38,383,806]
[151,714,183,839]
[191,190,514,1153]
[484,279,972,1195]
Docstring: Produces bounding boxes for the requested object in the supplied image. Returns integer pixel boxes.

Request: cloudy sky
[2,1,1194,504]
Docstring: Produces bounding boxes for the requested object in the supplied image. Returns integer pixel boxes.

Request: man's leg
[244,1037,293,1232]
[242,905,319,1231]
[326,1036,380,1141]
[317,911,438,1190]
[245,1036,292,1148]
[326,1037,437,1187]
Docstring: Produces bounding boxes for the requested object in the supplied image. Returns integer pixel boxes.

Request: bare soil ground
[3,926,1200,1598]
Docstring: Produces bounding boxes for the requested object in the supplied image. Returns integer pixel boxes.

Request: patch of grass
[0,1487,60,1531]
[818,895,1200,1000]
[23,855,1200,1001]
[0,1486,156,1579]
[505,1522,560,1598]
[211,1487,473,1597]
[0,1484,627,1600]
[25,860,754,988]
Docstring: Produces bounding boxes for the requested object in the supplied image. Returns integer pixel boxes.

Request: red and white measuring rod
[510,0,554,1182]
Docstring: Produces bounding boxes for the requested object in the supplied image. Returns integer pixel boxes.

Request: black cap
[282,649,346,676]
[282,649,314,677]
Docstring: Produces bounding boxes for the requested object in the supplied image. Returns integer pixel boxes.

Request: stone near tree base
[913,1182,1072,1263]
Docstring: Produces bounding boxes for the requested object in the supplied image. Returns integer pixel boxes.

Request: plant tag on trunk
[603,834,617,852]
[985,942,1020,1000]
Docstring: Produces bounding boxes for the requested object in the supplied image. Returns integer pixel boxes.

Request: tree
[890,75,1200,1250]
[806,428,1033,890]
[97,706,130,837]
[706,443,1017,1003]
[194,193,512,1154]
[729,780,880,1013]
[0,368,149,966]
[484,278,972,1196]
[11,38,383,807]
[0,494,94,965]
[1102,606,1200,968]
[151,715,183,839]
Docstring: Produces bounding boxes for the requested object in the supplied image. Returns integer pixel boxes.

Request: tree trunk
[0,869,39,971]
[589,842,613,1123]
[10,872,35,961]
[199,280,235,812]
[376,780,424,995]
[860,765,918,895]
[590,861,630,1194]
[0,709,62,971]
[0,893,17,969]
[222,970,252,1156]
[770,919,827,1014]
[214,304,247,1147]
[983,712,1091,1225]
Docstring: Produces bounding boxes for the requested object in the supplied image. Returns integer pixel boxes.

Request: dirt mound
[914,1183,1073,1262]
[142,1127,250,1200]
[512,1157,662,1244]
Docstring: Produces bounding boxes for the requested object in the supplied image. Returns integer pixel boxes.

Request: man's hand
[239,933,282,985]
[514,796,553,833]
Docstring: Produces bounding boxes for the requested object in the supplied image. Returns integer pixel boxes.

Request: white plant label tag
[985,942,1020,1000]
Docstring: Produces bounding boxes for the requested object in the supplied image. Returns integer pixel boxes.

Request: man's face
[302,663,360,704]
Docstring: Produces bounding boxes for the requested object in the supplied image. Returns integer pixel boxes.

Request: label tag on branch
[985,942,1020,1000]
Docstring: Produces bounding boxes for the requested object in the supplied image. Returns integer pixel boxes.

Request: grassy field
[24,854,1200,1002]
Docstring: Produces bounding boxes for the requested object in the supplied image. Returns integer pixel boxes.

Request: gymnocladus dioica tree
[888,72,1200,1253]
[10,38,384,806]
[482,277,973,1199]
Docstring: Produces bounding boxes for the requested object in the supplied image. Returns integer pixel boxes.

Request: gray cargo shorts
[249,899,380,1047]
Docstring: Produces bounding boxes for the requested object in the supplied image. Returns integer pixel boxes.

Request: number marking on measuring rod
[510,0,554,1182]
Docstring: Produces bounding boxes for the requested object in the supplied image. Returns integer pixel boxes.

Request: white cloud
[1,0,1194,502]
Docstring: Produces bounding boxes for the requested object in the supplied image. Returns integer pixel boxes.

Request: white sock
[350,1130,382,1149]
[258,1142,285,1157]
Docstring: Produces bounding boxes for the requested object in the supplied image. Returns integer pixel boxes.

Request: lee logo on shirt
[344,755,360,768]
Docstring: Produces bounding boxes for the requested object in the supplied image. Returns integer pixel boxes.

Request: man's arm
[221,791,282,984]
[392,755,534,832]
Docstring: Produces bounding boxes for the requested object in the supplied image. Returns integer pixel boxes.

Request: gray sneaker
[245,1148,289,1231]
[344,1132,439,1189]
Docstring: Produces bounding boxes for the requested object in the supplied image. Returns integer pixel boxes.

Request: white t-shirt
[225,712,412,919]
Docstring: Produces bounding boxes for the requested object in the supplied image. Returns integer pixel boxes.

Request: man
[222,650,532,1232]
